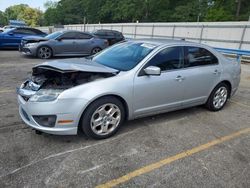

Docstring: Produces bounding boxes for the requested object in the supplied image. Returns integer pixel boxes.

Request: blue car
[0,27,47,48]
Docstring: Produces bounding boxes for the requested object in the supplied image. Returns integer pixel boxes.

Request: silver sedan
[17,39,241,139]
[19,30,109,59]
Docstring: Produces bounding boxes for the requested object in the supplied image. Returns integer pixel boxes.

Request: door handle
[175,75,184,82]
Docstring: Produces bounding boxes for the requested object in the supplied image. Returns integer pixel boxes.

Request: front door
[54,32,77,55]
[133,46,185,118]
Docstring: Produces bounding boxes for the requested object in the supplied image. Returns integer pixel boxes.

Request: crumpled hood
[33,58,119,73]
[22,36,48,42]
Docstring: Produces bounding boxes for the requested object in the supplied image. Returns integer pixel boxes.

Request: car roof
[61,30,93,35]
[132,38,195,46]
[12,26,30,29]
[10,27,42,31]
[94,29,121,33]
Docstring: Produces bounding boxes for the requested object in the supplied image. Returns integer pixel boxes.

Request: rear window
[77,33,92,39]
[13,28,36,35]
[185,47,218,67]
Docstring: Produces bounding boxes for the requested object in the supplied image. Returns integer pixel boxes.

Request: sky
[0,0,58,12]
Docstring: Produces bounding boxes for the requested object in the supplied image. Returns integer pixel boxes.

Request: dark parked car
[0,27,46,48]
[19,30,109,59]
[93,29,124,46]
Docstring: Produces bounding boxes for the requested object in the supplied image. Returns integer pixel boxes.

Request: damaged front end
[17,59,118,102]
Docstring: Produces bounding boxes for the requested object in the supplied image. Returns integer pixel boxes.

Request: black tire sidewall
[206,83,229,111]
[81,96,125,139]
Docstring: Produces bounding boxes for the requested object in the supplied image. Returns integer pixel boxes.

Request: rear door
[54,32,78,54]
[181,46,222,106]
[75,33,93,54]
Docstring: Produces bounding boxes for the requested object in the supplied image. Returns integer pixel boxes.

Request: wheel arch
[207,80,232,103]
[78,94,129,132]
[205,80,232,111]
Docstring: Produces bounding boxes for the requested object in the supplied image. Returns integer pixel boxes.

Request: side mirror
[56,37,62,41]
[144,66,161,76]
[8,32,14,35]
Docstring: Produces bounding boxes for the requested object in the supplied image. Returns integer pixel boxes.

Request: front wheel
[81,96,125,139]
[37,46,52,59]
[206,83,229,111]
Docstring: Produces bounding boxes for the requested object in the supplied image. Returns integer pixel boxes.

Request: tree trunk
[236,0,242,19]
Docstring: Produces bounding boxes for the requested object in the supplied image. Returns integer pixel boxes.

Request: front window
[93,42,156,71]
[45,31,63,39]
[59,32,77,40]
[147,46,184,71]
[77,33,92,39]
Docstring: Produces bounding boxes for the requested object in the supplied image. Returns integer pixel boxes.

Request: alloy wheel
[90,103,121,136]
[213,86,228,109]
[38,47,52,59]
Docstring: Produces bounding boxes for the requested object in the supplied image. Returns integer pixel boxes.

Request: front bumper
[18,95,89,135]
[19,45,37,56]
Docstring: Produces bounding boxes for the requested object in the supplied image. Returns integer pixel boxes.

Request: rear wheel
[91,47,101,55]
[37,46,52,59]
[81,96,125,139]
[206,83,229,111]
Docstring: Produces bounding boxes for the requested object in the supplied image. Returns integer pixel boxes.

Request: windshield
[45,31,63,39]
[93,42,156,71]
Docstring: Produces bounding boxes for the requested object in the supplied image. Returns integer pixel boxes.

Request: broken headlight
[29,89,63,102]
[24,43,37,47]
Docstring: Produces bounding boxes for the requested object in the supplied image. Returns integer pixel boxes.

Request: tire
[91,47,101,55]
[37,46,52,59]
[206,83,229,111]
[81,96,125,139]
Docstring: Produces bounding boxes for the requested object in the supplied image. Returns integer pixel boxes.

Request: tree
[42,0,250,25]
[5,4,28,20]
[17,7,43,26]
[204,0,250,21]
[4,4,44,26]
[0,11,8,26]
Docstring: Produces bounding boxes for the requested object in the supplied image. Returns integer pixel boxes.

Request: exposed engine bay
[17,60,118,101]
[27,68,115,90]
